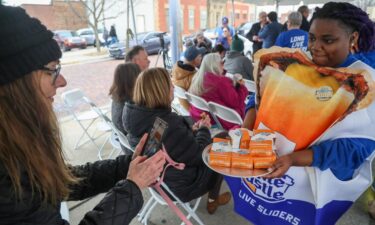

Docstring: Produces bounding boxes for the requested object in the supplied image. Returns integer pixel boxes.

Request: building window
[189,8,195,30]
[200,10,207,29]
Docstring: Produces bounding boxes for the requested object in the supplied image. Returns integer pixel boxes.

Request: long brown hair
[109,63,141,102]
[133,67,172,109]
[0,71,76,204]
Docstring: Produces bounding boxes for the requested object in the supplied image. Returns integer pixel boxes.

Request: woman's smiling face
[308,18,357,68]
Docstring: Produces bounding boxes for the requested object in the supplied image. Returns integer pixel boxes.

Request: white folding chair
[184,92,210,112]
[60,201,69,222]
[84,97,134,159]
[138,181,204,225]
[243,79,256,93]
[107,123,134,158]
[82,97,125,158]
[185,92,223,134]
[61,89,109,152]
[208,102,243,130]
[172,85,190,116]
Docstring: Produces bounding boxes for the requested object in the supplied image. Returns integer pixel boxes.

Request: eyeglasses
[42,64,61,85]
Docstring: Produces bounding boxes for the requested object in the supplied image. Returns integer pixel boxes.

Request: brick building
[155,0,256,35]
[21,0,87,31]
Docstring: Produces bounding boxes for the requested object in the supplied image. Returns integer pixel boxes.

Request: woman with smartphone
[0,6,165,225]
[123,67,231,214]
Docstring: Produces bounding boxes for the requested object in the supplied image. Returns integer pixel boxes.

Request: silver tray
[202,144,273,178]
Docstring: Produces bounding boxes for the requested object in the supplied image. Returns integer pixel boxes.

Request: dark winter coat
[246,22,264,54]
[300,16,310,32]
[0,155,143,225]
[123,103,219,202]
[224,51,254,80]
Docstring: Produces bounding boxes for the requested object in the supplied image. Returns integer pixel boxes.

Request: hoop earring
[350,42,358,54]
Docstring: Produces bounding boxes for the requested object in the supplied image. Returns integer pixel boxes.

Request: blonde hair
[189,53,222,96]
[0,71,76,204]
[133,67,172,109]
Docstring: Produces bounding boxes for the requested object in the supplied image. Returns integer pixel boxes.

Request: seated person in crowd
[275,11,309,51]
[125,45,150,71]
[123,68,231,214]
[216,27,232,50]
[224,35,254,80]
[212,44,226,59]
[189,53,248,130]
[194,31,212,52]
[171,46,205,111]
[109,63,141,154]
[0,5,165,224]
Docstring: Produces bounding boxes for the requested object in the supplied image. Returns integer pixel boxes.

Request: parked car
[203,28,217,46]
[236,22,253,36]
[76,28,108,46]
[53,30,87,51]
[237,34,253,60]
[108,31,170,59]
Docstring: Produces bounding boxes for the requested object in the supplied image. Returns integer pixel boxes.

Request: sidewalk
[60,47,111,66]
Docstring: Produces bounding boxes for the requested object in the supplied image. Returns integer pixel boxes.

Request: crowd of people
[1,2,375,225]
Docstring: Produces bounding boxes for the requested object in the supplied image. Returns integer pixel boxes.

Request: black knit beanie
[0,5,62,86]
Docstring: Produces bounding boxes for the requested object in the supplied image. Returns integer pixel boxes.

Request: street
[54,48,164,117]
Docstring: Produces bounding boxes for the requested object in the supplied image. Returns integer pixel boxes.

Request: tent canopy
[243,0,355,6]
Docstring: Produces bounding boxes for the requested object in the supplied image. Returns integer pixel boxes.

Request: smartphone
[141,117,168,157]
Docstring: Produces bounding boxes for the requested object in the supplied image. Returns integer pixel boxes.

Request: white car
[76,28,108,46]
[237,34,253,60]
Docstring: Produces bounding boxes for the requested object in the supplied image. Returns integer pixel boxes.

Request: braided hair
[311,2,375,52]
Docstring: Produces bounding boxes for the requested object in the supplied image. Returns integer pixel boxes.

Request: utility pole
[170,0,181,63]
[126,0,130,50]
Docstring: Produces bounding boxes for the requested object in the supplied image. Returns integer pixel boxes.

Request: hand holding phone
[141,117,168,158]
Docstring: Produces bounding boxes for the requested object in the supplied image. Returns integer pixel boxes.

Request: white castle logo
[243,175,295,202]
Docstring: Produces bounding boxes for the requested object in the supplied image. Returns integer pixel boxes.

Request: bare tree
[66,0,124,52]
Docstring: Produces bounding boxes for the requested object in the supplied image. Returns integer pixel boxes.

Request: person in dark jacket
[298,5,310,32]
[246,11,268,56]
[171,46,205,111]
[258,11,283,48]
[109,25,118,44]
[193,31,212,52]
[224,35,254,80]
[109,63,141,154]
[0,5,166,225]
[123,68,231,214]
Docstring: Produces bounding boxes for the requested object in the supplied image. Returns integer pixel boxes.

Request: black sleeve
[246,23,259,43]
[68,155,132,201]
[164,116,211,166]
[205,37,213,50]
[78,180,143,225]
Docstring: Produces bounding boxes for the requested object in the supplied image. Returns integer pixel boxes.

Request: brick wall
[21,0,88,31]
[156,0,255,36]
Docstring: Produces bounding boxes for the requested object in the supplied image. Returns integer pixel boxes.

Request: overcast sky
[5,0,51,6]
